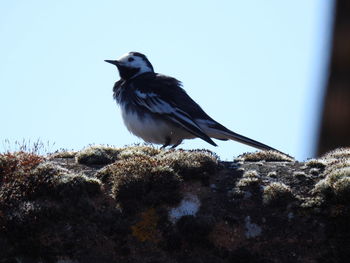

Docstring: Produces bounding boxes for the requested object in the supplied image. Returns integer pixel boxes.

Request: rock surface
[1,146,349,263]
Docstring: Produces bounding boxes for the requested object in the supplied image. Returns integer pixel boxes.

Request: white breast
[120,106,195,145]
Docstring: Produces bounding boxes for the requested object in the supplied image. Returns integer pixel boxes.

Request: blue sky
[0,1,334,160]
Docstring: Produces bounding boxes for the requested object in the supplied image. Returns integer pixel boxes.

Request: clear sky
[0,1,334,160]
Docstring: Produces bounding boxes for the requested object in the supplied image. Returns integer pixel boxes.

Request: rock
[1,146,350,263]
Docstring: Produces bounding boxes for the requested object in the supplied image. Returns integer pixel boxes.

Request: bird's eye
[128,57,134,62]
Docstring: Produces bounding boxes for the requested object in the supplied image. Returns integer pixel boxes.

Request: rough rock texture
[1,146,350,263]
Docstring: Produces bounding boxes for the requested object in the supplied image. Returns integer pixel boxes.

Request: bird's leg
[170,143,180,149]
[170,139,182,149]
[161,137,171,149]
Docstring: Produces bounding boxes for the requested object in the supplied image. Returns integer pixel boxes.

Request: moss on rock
[236,150,294,162]
[309,148,350,205]
[49,150,77,159]
[97,155,182,214]
[118,145,161,159]
[2,146,350,262]
[75,145,122,165]
[0,151,129,262]
[263,182,294,206]
[321,147,350,161]
[312,167,350,204]
[159,149,219,182]
[305,159,327,169]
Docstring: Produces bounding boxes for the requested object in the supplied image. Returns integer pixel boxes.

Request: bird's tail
[217,129,278,151]
[196,119,281,152]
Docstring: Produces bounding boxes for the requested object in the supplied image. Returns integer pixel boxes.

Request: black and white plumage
[105,52,279,151]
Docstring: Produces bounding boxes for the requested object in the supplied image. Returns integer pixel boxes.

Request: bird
[105,51,280,152]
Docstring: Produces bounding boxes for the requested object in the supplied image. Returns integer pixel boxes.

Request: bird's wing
[129,74,217,146]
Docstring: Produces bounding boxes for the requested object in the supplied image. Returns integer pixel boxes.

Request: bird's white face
[117,52,153,74]
[105,51,154,80]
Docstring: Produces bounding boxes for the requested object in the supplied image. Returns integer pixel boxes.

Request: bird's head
[105,52,154,80]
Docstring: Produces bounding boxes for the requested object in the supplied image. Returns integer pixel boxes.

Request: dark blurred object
[317,0,350,156]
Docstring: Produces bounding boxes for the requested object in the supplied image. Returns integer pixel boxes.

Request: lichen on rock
[1,146,350,262]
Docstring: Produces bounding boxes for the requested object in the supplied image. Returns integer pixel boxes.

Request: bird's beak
[104,60,121,66]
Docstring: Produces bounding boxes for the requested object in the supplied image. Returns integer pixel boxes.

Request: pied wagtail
[105,52,280,151]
